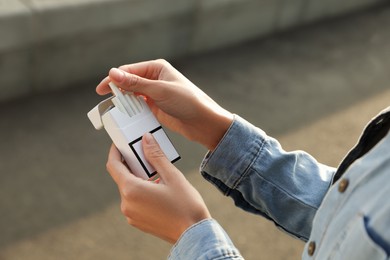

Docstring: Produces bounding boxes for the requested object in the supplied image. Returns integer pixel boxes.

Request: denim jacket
[169,107,390,260]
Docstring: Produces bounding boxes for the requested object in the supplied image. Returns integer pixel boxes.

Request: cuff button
[308,241,316,256]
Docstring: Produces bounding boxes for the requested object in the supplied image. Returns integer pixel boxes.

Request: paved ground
[1,5,390,260]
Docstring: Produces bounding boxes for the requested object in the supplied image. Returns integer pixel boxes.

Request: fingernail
[110,68,125,82]
[144,133,156,145]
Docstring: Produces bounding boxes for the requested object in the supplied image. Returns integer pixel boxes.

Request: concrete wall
[0,0,386,101]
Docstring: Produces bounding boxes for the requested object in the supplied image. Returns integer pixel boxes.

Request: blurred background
[1,0,390,259]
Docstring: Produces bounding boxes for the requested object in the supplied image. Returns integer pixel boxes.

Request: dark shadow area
[1,3,389,254]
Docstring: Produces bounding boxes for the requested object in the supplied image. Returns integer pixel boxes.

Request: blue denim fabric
[169,219,242,260]
[302,130,390,259]
[200,115,336,241]
[170,109,390,260]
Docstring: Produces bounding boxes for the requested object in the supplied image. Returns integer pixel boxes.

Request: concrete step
[0,0,385,101]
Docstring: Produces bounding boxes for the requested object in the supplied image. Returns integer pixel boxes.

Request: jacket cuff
[200,115,267,194]
[169,219,241,260]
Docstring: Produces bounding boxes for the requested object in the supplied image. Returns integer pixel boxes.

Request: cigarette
[109,82,122,98]
[129,93,143,112]
[111,97,127,115]
[109,82,134,116]
[124,94,137,115]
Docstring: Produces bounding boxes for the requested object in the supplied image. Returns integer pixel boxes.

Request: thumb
[109,68,171,101]
[142,133,178,183]
[109,68,154,93]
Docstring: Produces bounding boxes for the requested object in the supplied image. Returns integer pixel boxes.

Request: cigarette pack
[87,84,180,180]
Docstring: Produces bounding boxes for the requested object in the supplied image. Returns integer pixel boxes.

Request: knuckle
[155,58,167,65]
[121,184,141,202]
[151,59,170,80]
[126,74,139,87]
[118,64,127,70]
[120,203,136,221]
[126,217,134,225]
[121,187,134,200]
[147,147,166,159]
[106,160,113,173]
[120,202,129,216]
[154,59,172,70]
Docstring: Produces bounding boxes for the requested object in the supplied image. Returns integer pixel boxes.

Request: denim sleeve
[200,115,336,241]
[169,219,243,260]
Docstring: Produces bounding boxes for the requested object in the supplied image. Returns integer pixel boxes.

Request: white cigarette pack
[87,86,180,180]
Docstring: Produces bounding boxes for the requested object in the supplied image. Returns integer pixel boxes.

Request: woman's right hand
[96,59,233,151]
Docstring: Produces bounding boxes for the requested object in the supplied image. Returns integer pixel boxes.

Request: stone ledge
[0,0,385,101]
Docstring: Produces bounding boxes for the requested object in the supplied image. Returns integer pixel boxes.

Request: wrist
[196,108,234,151]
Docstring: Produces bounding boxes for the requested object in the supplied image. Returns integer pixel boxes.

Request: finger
[95,70,156,96]
[106,144,138,189]
[96,59,164,96]
[142,133,180,183]
[96,76,111,95]
[109,68,170,101]
[118,59,165,79]
[108,68,155,91]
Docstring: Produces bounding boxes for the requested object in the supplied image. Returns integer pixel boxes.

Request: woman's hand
[96,59,233,151]
[106,133,211,244]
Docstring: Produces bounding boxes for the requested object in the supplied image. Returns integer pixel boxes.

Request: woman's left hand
[105,133,211,244]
